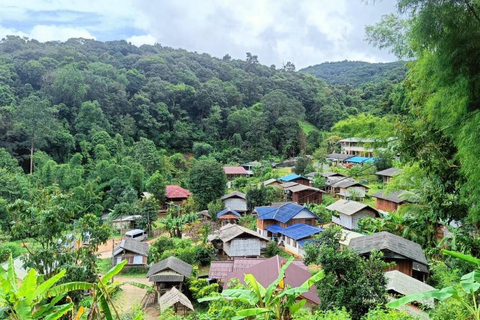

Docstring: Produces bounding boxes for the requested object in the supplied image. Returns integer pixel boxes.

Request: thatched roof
[158,287,194,312]
[385,270,435,308]
[349,232,428,267]
[147,256,192,280]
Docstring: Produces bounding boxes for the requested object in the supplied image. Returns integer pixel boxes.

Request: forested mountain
[0,37,406,170]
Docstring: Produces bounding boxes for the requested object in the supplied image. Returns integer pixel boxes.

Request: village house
[278,173,310,186]
[207,223,270,258]
[241,161,261,175]
[216,208,241,225]
[164,185,191,209]
[110,215,141,231]
[344,156,376,166]
[326,199,379,230]
[262,178,282,188]
[112,237,149,267]
[222,255,320,306]
[209,257,309,286]
[372,190,409,212]
[385,270,435,312]
[325,177,369,199]
[326,153,353,165]
[266,223,323,257]
[376,167,403,184]
[220,191,247,213]
[349,232,429,281]
[223,166,249,180]
[339,138,376,157]
[283,184,324,205]
[146,256,193,296]
[255,203,320,238]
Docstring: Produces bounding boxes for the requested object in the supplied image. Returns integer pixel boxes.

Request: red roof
[223,255,319,305]
[165,185,192,199]
[223,166,248,175]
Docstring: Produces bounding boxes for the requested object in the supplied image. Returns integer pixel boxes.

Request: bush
[265,241,281,258]
[194,244,216,266]
[0,242,24,262]
[238,215,257,230]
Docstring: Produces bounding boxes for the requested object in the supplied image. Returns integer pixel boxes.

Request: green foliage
[207,199,224,219]
[135,196,159,232]
[0,242,24,263]
[148,236,214,266]
[246,185,268,212]
[264,241,281,258]
[145,171,166,202]
[188,158,227,210]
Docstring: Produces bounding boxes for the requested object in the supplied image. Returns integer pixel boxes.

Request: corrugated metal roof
[147,256,192,279]
[223,255,320,305]
[111,215,141,223]
[345,156,376,163]
[349,232,428,266]
[326,199,378,216]
[372,190,408,204]
[255,203,317,224]
[221,191,246,200]
[150,273,185,283]
[266,224,285,234]
[326,153,353,161]
[263,178,279,186]
[280,182,299,188]
[113,238,149,257]
[217,208,242,218]
[207,223,269,243]
[385,270,434,308]
[223,166,248,175]
[280,223,323,240]
[158,287,194,312]
[278,174,307,182]
[166,185,192,199]
[321,172,346,178]
[376,168,403,177]
[285,184,324,193]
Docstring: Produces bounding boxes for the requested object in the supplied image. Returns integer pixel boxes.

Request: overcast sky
[0,0,397,68]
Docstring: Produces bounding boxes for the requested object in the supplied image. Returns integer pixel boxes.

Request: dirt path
[113,276,160,319]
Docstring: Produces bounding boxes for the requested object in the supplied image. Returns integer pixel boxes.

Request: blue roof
[266,224,284,234]
[346,156,376,163]
[217,208,241,218]
[297,239,314,248]
[255,203,317,224]
[280,223,323,240]
[278,174,306,182]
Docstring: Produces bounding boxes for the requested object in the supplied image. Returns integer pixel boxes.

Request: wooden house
[158,287,194,315]
[349,232,429,281]
[278,174,310,186]
[112,238,148,267]
[223,166,249,180]
[326,199,379,230]
[164,185,191,208]
[223,255,320,305]
[147,256,192,296]
[255,203,320,238]
[263,178,282,188]
[207,223,270,258]
[283,184,324,205]
[216,208,241,225]
[376,168,403,184]
[325,177,368,199]
[385,270,434,312]
[110,215,141,231]
[220,191,247,213]
[372,190,408,212]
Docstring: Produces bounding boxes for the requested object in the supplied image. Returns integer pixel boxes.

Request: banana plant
[387,250,480,320]
[199,257,324,320]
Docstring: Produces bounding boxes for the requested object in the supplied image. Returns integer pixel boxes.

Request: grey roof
[111,215,141,223]
[280,182,299,188]
[376,168,403,177]
[321,172,346,178]
[326,153,353,161]
[349,232,428,266]
[285,184,324,193]
[372,190,408,204]
[263,178,280,186]
[327,178,367,189]
[158,287,194,312]
[147,256,192,279]
[385,270,435,308]
[113,238,149,257]
[305,172,319,178]
[150,273,185,283]
[326,199,378,216]
[221,191,246,200]
[207,223,269,243]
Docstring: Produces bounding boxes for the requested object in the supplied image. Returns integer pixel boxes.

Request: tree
[146,171,166,202]
[15,95,59,173]
[136,196,159,232]
[246,185,267,212]
[188,158,227,210]
[294,155,310,175]
[304,226,389,319]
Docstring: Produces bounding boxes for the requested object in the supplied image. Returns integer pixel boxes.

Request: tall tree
[188,158,227,210]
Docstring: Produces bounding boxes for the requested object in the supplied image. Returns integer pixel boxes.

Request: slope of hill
[299,60,406,86]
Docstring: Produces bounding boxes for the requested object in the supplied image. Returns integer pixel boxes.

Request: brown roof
[222,255,320,305]
[165,185,192,199]
[158,287,194,312]
[223,166,248,175]
[218,214,240,220]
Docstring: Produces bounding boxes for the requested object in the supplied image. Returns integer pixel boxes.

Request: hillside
[299,60,406,86]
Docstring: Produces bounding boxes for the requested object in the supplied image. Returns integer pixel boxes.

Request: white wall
[224,198,247,212]
[226,238,261,257]
[333,210,376,230]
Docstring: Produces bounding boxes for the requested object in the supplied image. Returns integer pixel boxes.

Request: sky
[0,0,397,69]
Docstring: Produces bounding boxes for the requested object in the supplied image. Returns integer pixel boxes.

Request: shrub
[0,242,24,262]
[265,241,281,258]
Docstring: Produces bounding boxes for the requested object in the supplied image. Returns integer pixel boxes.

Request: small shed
[376,168,403,184]
[110,215,141,231]
[263,178,282,188]
[372,190,408,212]
[147,257,192,296]
[207,223,270,258]
[278,174,310,186]
[158,287,194,315]
[349,232,429,281]
[217,208,242,225]
[223,166,249,180]
[221,191,247,213]
[327,199,379,230]
[112,238,149,267]
[385,270,435,309]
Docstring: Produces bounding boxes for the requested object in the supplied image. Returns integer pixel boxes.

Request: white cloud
[126,34,157,47]
[29,25,95,42]
[0,26,28,39]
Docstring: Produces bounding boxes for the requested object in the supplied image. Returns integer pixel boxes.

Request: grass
[271,167,292,177]
[298,120,320,135]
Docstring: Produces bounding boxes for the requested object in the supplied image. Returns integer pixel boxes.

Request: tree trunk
[30,135,35,174]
